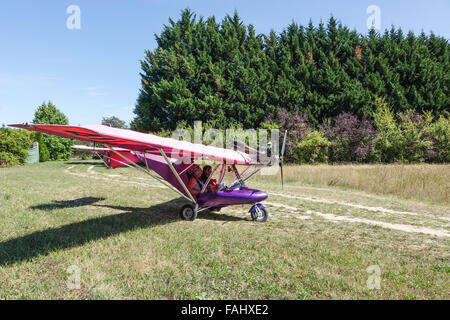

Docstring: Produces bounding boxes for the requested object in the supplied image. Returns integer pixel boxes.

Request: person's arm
[188,177,201,195]
[208,179,218,192]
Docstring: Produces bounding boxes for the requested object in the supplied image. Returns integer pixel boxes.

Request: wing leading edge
[9,124,252,165]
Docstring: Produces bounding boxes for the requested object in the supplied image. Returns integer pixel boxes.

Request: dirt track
[65,164,450,238]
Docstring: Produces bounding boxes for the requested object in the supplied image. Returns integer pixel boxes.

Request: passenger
[188,166,203,196]
[200,165,218,193]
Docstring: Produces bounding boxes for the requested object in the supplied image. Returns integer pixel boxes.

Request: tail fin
[109,150,140,168]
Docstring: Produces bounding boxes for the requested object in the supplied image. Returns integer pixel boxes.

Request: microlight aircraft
[9,124,287,222]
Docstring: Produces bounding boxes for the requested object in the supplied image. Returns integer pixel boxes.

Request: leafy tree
[33,101,73,160]
[34,101,69,125]
[102,116,128,128]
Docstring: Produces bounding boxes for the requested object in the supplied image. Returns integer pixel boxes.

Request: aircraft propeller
[280,130,287,190]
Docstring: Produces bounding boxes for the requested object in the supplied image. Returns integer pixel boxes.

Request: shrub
[372,98,404,162]
[397,111,433,162]
[0,128,33,167]
[267,108,312,162]
[0,151,19,167]
[371,97,446,163]
[36,133,50,162]
[322,112,376,162]
[292,130,331,164]
[42,134,73,160]
[427,116,450,162]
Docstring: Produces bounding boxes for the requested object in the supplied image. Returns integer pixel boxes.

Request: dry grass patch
[254,164,450,205]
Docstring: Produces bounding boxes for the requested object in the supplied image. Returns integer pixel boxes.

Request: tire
[250,205,269,222]
[180,204,198,221]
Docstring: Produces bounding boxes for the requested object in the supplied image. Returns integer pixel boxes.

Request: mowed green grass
[0,161,449,299]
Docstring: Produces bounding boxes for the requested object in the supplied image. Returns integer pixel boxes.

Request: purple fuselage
[197,188,268,208]
[133,153,268,208]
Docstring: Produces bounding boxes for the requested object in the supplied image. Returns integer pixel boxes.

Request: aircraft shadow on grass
[0,197,246,266]
[30,197,106,211]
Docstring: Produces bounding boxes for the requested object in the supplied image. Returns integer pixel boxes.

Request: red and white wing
[10,124,252,164]
[72,145,129,152]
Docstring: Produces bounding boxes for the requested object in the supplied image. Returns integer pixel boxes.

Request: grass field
[0,161,449,299]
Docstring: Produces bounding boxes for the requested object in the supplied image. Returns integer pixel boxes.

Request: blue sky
[1,0,449,126]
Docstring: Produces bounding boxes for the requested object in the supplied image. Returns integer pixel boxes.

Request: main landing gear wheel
[250,204,269,222]
[180,204,198,221]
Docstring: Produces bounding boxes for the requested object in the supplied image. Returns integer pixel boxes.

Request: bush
[266,99,448,164]
[372,98,405,162]
[0,151,21,167]
[427,116,450,162]
[397,111,433,162]
[0,128,33,167]
[292,130,331,164]
[36,133,50,162]
[43,134,73,160]
[267,108,312,162]
[368,97,448,163]
[322,112,377,162]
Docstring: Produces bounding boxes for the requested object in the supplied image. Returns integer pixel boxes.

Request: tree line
[133,9,449,133]
[131,8,449,163]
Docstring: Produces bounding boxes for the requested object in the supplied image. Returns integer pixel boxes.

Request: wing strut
[106,146,193,202]
[158,147,197,204]
[229,165,264,187]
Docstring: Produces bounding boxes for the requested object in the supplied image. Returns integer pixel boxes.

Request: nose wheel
[250,204,269,222]
[180,204,198,221]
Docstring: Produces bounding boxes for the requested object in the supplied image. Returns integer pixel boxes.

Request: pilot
[200,165,218,193]
[188,166,203,196]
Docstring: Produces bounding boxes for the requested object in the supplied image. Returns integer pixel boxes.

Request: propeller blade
[281,131,287,157]
[280,130,287,190]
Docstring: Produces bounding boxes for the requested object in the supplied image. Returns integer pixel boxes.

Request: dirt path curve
[305,210,450,238]
[269,192,449,221]
[64,165,449,237]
